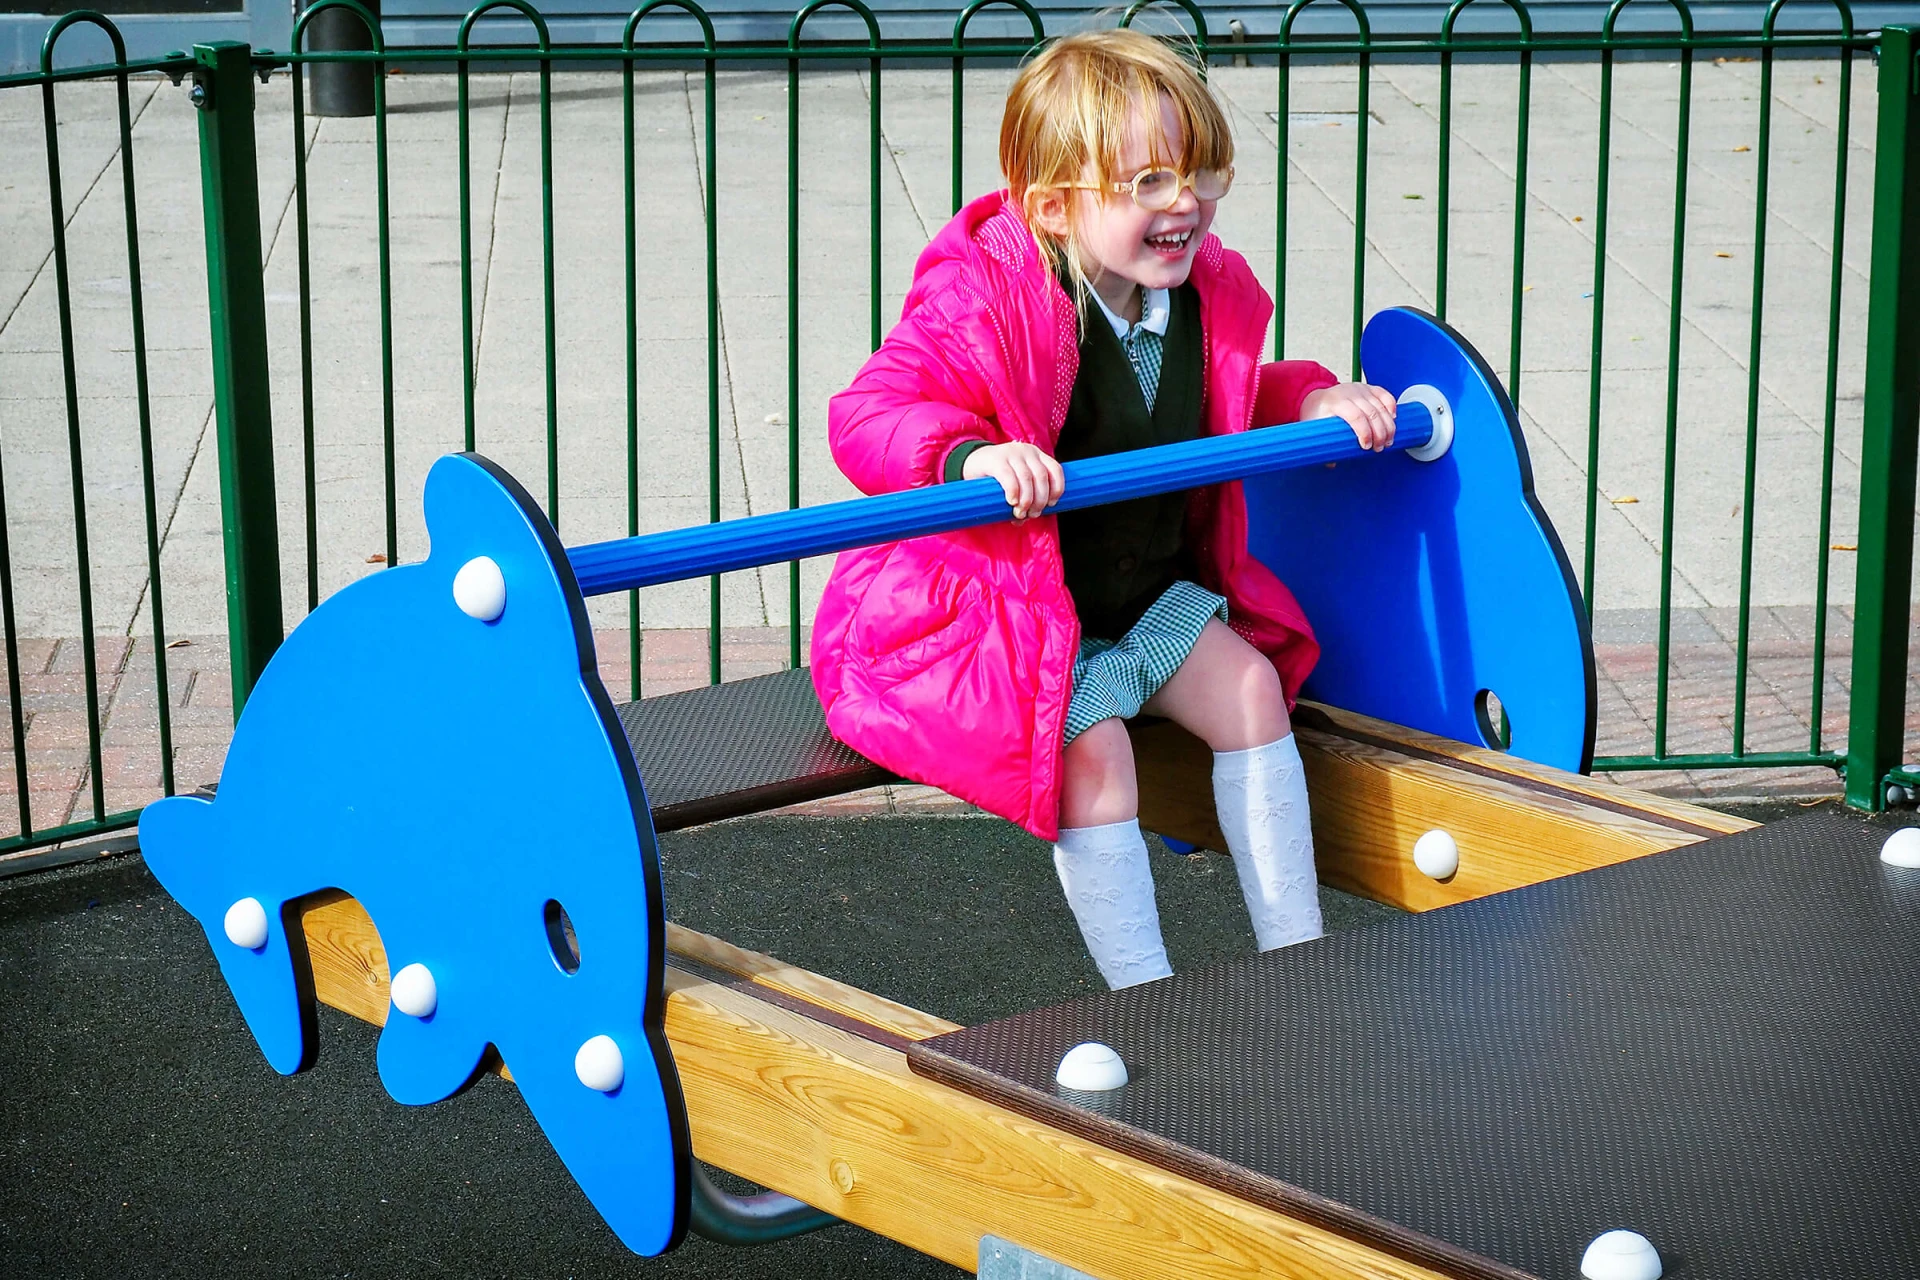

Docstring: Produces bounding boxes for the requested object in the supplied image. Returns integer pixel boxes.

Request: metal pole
[1846,26,1920,808]
[194,41,285,715]
[307,1,379,117]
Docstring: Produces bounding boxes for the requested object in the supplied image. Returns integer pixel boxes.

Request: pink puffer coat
[810,190,1338,840]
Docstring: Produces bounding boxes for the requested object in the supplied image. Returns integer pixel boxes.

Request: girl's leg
[1144,620,1324,949]
[1054,719,1171,989]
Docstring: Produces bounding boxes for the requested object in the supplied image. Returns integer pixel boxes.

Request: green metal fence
[3,1,1917,856]
[0,15,190,854]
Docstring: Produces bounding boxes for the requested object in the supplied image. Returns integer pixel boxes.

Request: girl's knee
[1240,656,1291,739]
[1060,719,1139,828]
[1200,629,1290,749]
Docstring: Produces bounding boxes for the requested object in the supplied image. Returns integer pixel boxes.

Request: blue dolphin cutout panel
[1247,308,1596,771]
[139,453,690,1256]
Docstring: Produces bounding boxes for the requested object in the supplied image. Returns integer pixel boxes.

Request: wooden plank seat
[613,669,1754,915]
[615,667,892,832]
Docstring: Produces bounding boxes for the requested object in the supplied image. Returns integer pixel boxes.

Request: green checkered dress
[1061,307,1228,746]
[1064,579,1230,744]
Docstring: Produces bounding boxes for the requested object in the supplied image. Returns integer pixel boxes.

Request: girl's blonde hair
[1000,27,1234,292]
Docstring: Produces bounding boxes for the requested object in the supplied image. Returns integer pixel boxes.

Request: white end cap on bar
[1399,384,1454,462]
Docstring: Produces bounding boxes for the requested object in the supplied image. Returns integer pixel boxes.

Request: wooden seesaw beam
[300,897,1454,1279]
[292,718,1747,1280]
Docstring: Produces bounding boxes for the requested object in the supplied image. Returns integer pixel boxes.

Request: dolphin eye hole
[543,899,581,974]
[1474,688,1512,751]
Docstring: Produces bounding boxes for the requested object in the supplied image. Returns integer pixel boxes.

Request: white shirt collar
[1087,283,1170,341]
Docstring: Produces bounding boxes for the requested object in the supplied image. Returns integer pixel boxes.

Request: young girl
[810,28,1397,988]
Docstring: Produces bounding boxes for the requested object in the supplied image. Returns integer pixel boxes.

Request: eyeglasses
[1067,165,1235,211]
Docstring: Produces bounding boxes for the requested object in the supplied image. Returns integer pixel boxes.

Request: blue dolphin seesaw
[138,308,1594,1256]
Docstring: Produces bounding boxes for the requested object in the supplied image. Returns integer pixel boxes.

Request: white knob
[1581,1229,1662,1280]
[452,556,507,622]
[1398,383,1455,462]
[1055,1042,1128,1092]
[1413,829,1460,880]
[575,1035,625,1093]
[390,963,438,1018]
[223,897,270,950]
[1880,827,1920,867]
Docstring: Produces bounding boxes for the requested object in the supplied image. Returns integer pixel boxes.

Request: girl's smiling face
[1030,92,1220,321]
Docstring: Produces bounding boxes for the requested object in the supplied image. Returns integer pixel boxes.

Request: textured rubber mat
[910,812,1920,1280]
[615,669,891,831]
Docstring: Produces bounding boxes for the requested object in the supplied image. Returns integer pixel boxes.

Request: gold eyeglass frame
[1064,164,1236,211]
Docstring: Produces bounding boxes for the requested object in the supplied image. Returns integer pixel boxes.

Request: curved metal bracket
[689,1161,840,1246]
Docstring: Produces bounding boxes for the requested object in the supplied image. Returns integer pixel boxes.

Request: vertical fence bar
[1350,29,1371,378]
[786,48,800,680]
[457,51,477,451]
[621,3,719,699]
[703,46,720,681]
[783,4,881,674]
[1260,0,1360,369]
[0,443,27,837]
[539,50,557,526]
[1583,39,1615,609]
[869,50,882,357]
[1436,30,1453,318]
[41,60,107,822]
[289,3,395,577]
[40,76,101,822]
[951,28,965,215]
[114,50,175,796]
[194,40,285,711]
[951,5,1046,226]
[1734,37,1776,756]
[1845,24,1920,808]
[291,1,393,591]
[375,44,396,567]
[1274,14,1295,356]
[1652,43,1693,759]
[1507,36,1531,404]
[624,28,641,700]
[1810,42,1854,757]
[783,48,798,686]
[292,41,320,609]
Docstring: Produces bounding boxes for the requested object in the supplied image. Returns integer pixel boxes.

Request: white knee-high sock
[1051,819,1173,989]
[1213,735,1324,950]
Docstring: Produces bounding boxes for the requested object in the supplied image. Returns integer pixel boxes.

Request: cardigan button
[1115,556,1137,574]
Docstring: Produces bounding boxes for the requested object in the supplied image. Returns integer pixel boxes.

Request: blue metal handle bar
[566,403,1433,597]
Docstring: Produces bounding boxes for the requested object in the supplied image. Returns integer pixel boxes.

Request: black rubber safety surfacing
[908,812,1920,1280]
[615,668,891,831]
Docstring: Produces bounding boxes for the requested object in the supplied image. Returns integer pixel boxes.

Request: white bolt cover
[452,556,507,622]
[1413,829,1460,880]
[575,1034,625,1093]
[1880,826,1920,868]
[1397,383,1455,463]
[223,897,270,950]
[1581,1230,1662,1280]
[390,962,438,1018]
[1054,1041,1129,1092]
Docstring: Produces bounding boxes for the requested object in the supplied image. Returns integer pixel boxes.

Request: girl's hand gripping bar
[566,397,1443,598]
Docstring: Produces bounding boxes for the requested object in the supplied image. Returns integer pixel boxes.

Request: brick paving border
[6,614,1919,866]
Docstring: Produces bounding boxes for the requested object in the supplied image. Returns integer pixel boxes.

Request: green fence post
[193,40,284,716]
[1846,26,1920,808]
